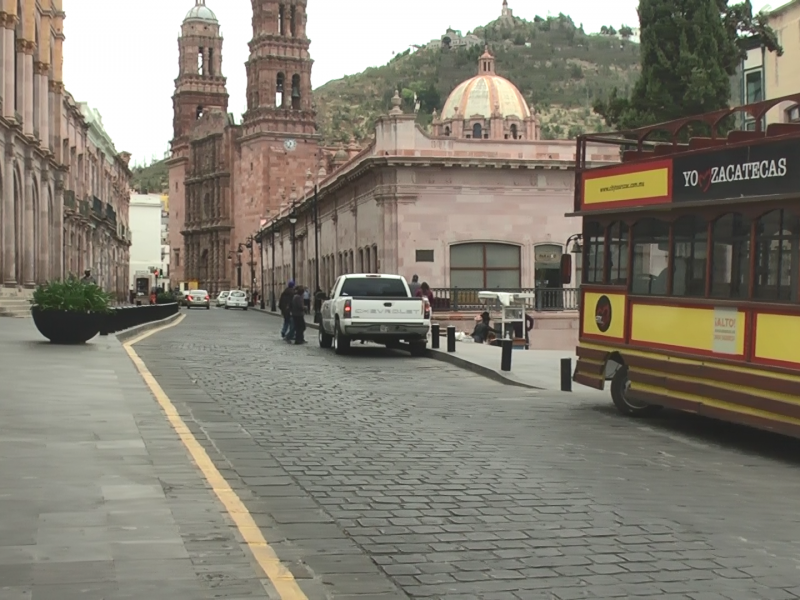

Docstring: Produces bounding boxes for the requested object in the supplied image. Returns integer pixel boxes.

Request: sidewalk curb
[427,349,543,390]
[253,307,541,390]
[115,312,182,343]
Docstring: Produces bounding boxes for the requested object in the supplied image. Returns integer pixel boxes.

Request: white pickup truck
[319,274,431,356]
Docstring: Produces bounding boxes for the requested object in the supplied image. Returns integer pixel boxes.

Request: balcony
[64,190,76,211]
[92,196,103,220]
[105,203,117,227]
[79,200,91,218]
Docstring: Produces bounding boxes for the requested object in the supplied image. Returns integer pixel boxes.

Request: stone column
[2,150,14,285]
[20,40,33,137]
[38,178,49,284]
[22,157,33,285]
[36,63,48,148]
[53,180,63,280]
[2,17,13,120]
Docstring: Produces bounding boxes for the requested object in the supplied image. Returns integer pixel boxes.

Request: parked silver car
[185,290,210,310]
[216,291,230,307]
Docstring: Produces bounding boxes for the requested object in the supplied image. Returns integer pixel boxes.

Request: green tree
[619,24,634,38]
[595,0,782,131]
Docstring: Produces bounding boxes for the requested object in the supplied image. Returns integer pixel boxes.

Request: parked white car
[319,274,430,356]
[216,291,230,307]
[225,290,248,310]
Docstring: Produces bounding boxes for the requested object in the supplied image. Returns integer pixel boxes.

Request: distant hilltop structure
[426,1,513,50]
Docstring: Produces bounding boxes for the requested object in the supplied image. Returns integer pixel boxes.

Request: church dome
[440,49,530,120]
[184,0,217,23]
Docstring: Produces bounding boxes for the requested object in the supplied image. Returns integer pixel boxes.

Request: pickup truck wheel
[409,341,427,357]
[334,323,351,355]
[319,327,333,349]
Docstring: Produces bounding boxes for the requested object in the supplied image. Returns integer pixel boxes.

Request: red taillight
[423,299,431,319]
[205,295,209,300]
[344,299,352,316]
[187,296,193,301]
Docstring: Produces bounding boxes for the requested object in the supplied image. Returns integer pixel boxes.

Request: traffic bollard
[447,326,456,352]
[431,323,440,349]
[561,358,572,392]
[501,338,512,371]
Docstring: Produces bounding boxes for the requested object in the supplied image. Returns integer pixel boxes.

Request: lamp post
[241,236,255,303]
[289,206,298,283]
[227,250,242,289]
[270,221,277,311]
[313,185,320,292]
[257,233,265,309]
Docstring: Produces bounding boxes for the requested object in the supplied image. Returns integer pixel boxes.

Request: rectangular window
[672,216,708,297]
[754,210,799,302]
[710,214,750,299]
[606,222,629,285]
[631,219,670,295]
[584,222,605,284]
[416,249,434,262]
[745,70,762,104]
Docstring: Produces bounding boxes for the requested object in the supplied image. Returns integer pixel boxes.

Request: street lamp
[240,236,255,304]
[313,185,320,292]
[289,205,298,283]
[227,250,242,289]
[270,221,277,311]
[256,232,265,309]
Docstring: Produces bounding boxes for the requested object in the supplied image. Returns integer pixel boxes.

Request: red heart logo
[698,169,712,192]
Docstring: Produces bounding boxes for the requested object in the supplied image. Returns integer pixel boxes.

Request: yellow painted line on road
[122,314,308,600]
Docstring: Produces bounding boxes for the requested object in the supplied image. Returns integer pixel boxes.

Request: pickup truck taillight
[343,299,352,317]
[423,299,431,319]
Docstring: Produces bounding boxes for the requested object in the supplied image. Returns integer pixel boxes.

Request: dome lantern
[184,0,218,24]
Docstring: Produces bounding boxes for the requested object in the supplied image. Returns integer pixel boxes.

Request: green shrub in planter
[156,292,176,304]
[32,277,112,313]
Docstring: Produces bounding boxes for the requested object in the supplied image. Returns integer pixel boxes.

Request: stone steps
[0,295,32,318]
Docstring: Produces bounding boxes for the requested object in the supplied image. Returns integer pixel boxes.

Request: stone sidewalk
[0,319,278,600]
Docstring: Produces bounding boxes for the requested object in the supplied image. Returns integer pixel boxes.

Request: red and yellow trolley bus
[568,94,800,437]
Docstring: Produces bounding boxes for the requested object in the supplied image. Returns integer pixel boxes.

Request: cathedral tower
[171,0,229,150]
[243,0,317,137]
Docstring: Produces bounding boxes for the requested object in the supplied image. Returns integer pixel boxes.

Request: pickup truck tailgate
[349,298,426,321]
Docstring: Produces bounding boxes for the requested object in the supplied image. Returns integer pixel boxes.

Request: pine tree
[595,0,782,130]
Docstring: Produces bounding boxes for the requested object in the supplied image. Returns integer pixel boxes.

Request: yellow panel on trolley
[630,304,746,356]
[582,292,626,339]
[755,313,800,367]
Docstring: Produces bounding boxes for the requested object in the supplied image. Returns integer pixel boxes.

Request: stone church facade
[0,0,131,308]
[168,0,323,293]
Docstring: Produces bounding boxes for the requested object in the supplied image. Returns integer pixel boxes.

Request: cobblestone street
[136,309,800,600]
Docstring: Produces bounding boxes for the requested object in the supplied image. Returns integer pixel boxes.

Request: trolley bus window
[672,215,708,297]
[631,219,669,295]
[585,221,605,284]
[754,210,799,303]
[711,213,750,299]
[608,222,629,286]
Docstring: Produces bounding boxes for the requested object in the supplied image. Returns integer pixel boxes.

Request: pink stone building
[258,51,619,348]
[0,0,131,311]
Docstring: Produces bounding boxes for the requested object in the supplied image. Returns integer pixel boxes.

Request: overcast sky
[62,0,773,166]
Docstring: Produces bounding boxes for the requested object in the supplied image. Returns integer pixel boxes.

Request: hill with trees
[313,13,642,143]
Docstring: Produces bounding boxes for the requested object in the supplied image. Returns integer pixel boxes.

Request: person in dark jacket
[313,287,326,324]
[291,286,307,344]
[471,311,497,344]
[408,274,421,297]
[278,281,296,339]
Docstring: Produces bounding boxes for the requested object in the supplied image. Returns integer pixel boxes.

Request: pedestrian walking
[291,286,307,345]
[279,281,296,340]
[80,269,97,285]
[415,281,434,304]
[303,287,311,314]
[313,287,326,324]
[408,274,421,297]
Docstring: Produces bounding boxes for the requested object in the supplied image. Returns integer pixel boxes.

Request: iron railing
[92,196,103,219]
[64,190,76,210]
[79,200,91,218]
[430,287,580,312]
[105,203,117,227]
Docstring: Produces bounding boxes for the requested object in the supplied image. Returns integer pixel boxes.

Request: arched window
[607,221,629,285]
[196,106,204,119]
[584,221,605,284]
[198,46,205,75]
[290,5,296,37]
[444,126,450,136]
[450,243,520,288]
[510,124,518,139]
[672,215,708,297]
[711,213,750,299]
[278,5,285,35]
[276,73,285,107]
[472,123,482,139]
[291,74,301,110]
[754,209,799,302]
[631,219,669,295]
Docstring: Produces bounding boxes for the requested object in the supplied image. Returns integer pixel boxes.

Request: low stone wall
[431,310,578,351]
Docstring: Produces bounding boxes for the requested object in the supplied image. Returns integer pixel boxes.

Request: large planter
[31,306,103,344]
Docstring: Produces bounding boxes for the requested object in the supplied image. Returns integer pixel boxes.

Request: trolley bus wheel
[610,366,661,417]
